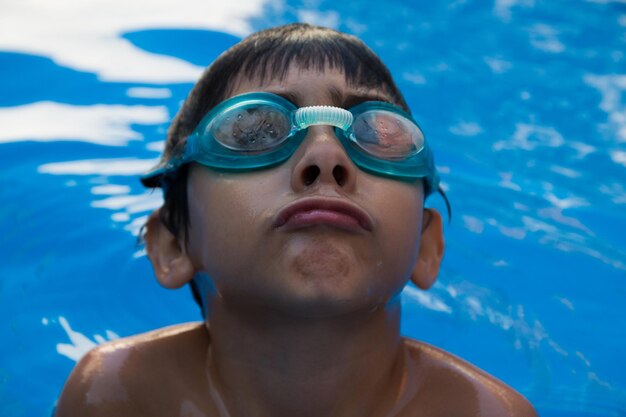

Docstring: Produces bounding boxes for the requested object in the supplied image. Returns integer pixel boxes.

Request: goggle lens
[350,110,424,160]
[209,102,292,152]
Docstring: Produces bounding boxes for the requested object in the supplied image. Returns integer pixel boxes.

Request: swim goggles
[142,92,440,194]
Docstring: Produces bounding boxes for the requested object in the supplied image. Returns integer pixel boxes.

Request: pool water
[1,0,625,415]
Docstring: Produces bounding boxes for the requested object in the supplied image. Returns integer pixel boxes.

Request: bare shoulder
[402,338,538,417]
[54,322,208,417]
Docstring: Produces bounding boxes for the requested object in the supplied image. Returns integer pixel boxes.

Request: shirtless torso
[55,323,537,417]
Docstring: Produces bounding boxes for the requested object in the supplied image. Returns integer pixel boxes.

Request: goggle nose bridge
[293,105,354,132]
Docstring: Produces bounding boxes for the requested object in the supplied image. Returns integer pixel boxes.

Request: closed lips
[274,198,373,231]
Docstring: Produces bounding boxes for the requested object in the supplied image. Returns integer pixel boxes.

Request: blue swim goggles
[142,92,440,194]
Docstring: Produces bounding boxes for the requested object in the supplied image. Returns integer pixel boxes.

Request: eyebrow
[269,88,392,109]
[342,92,391,108]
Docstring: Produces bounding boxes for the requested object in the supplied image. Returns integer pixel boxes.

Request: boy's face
[185,65,426,317]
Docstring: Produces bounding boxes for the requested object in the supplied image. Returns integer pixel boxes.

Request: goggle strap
[184,133,199,160]
[294,106,353,131]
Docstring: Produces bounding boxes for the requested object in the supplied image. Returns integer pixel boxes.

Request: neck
[203,297,409,417]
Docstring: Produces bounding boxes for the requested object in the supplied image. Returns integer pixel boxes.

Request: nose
[290,126,358,192]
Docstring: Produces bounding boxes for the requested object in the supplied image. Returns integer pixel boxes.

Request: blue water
[1,1,625,415]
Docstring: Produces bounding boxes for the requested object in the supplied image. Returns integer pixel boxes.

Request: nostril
[302,165,320,186]
[333,166,347,186]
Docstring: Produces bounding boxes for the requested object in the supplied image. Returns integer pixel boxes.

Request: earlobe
[409,208,445,290]
[144,210,196,289]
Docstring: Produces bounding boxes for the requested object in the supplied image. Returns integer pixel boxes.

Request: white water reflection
[550,165,582,178]
[296,9,340,28]
[401,280,615,392]
[39,158,164,235]
[126,87,172,99]
[569,141,596,159]
[528,23,566,53]
[91,194,160,211]
[0,0,268,83]
[0,102,168,145]
[493,122,565,151]
[91,193,162,227]
[146,141,165,152]
[38,158,158,175]
[449,120,483,136]
[610,150,626,167]
[493,0,535,22]
[402,285,453,314]
[49,316,120,362]
[599,182,626,204]
[584,73,626,142]
[483,56,513,74]
[91,184,131,195]
[462,215,485,234]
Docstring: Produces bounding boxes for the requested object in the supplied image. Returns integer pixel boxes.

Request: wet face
[186,65,425,318]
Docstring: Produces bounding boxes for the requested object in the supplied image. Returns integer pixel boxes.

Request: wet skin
[55,66,538,417]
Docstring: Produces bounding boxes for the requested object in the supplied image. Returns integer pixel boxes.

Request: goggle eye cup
[349,110,425,161]
[208,101,293,152]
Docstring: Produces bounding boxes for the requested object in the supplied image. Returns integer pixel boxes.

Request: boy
[56,23,537,416]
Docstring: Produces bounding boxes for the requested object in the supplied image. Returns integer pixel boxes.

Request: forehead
[227,64,394,107]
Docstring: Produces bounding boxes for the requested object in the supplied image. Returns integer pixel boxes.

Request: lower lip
[284,210,364,231]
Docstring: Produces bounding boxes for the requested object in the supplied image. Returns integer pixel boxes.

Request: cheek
[185,169,280,279]
[370,182,423,282]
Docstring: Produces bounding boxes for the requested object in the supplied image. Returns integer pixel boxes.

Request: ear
[144,210,196,289]
[409,208,445,290]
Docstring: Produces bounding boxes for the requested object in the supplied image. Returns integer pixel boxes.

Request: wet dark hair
[141,23,448,313]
